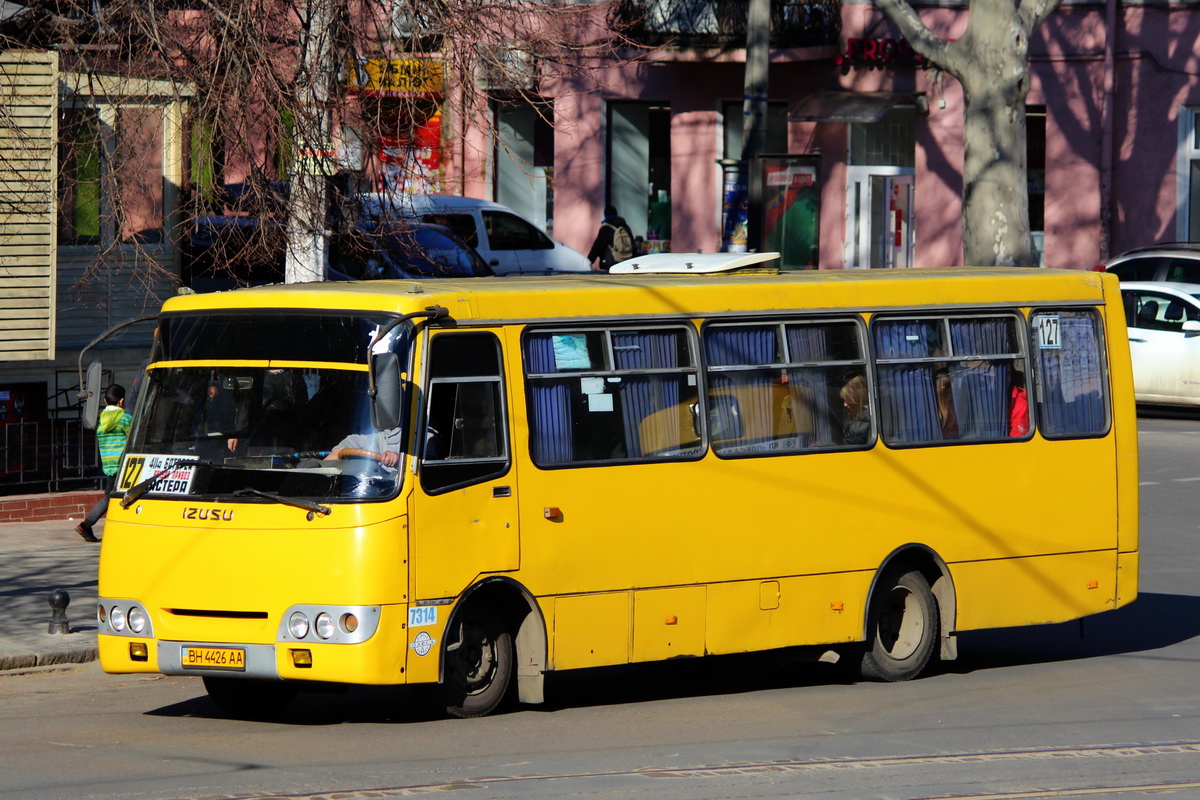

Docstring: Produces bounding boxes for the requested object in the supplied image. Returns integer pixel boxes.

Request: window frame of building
[58,74,188,252]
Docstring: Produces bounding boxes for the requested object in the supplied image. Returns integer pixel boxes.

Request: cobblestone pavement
[0,516,101,671]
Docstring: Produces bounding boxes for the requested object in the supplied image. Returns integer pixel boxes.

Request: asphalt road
[2,414,1199,800]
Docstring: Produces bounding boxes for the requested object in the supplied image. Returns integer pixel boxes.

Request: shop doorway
[845,168,914,269]
[607,102,671,249]
[844,107,916,268]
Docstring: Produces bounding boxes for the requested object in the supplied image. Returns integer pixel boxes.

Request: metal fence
[0,414,101,496]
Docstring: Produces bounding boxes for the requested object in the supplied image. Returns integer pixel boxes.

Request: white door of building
[845,167,915,269]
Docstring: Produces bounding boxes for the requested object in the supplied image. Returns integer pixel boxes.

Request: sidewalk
[0,511,102,671]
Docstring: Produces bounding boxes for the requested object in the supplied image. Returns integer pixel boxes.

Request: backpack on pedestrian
[605,222,634,265]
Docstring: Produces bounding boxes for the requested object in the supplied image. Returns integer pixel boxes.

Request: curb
[0,640,98,672]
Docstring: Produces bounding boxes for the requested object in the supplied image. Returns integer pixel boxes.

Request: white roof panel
[609,252,781,274]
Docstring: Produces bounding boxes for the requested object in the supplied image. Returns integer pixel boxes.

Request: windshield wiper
[233,487,332,518]
[120,458,208,509]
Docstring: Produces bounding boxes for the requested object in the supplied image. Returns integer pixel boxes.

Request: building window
[607,102,672,245]
[1182,107,1200,241]
[494,100,555,233]
[58,107,101,245]
[187,113,225,215]
[1028,106,1046,266]
[58,101,167,246]
[115,106,165,243]
[850,107,915,168]
[722,100,788,158]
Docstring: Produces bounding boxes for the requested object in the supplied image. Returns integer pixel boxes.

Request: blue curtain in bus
[875,322,941,443]
[614,331,681,458]
[947,319,1010,439]
[1038,315,1106,435]
[525,335,573,463]
[704,327,776,451]
[785,326,834,447]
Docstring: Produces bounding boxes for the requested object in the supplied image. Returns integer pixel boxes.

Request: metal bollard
[48,589,70,635]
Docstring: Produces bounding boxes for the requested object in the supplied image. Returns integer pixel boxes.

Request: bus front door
[411,330,518,602]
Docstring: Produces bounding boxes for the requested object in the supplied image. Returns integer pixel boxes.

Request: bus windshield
[123,313,410,502]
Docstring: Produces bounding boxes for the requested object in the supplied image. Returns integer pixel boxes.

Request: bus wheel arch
[440,577,546,716]
[858,546,957,681]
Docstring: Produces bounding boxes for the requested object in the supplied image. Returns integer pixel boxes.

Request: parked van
[355,193,590,275]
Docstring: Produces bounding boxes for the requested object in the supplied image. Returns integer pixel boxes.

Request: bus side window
[704,318,869,456]
[421,332,510,495]
[524,326,701,465]
[875,315,1026,445]
[1031,310,1109,438]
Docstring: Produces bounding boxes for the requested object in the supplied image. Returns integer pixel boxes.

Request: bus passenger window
[524,326,700,466]
[421,333,509,494]
[875,315,1026,446]
[704,318,869,456]
[1031,310,1108,437]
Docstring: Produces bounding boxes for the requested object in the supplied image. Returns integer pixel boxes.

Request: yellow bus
[93,254,1138,718]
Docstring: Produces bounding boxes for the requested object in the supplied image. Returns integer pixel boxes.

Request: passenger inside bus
[839,373,871,445]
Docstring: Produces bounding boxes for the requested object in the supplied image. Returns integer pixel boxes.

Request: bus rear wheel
[859,566,938,682]
[441,606,514,718]
[203,676,297,718]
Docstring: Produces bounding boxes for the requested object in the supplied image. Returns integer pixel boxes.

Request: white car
[1120,281,1200,406]
[353,193,590,275]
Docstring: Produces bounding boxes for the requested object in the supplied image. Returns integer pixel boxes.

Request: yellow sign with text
[349,57,443,96]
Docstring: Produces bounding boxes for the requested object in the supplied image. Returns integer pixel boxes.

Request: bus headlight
[277,605,380,644]
[110,606,126,632]
[288,611,310,639]
[128,606,148,634]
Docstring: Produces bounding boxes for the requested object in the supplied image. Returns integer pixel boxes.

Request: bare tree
[874,0,1060,267]
[3,0,632,290]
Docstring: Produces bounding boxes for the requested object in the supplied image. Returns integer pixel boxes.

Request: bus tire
[442,606,514,718]
[859,566,938,682]
[202,676,297,718]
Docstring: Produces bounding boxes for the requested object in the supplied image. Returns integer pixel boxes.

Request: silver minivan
[355,193,590,275]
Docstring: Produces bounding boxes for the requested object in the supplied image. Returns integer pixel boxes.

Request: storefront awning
[790,91,913,123]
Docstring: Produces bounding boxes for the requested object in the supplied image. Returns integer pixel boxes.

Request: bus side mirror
[371,351,402,430]
[81,360,102,430]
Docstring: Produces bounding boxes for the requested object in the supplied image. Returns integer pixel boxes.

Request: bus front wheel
[859,566,938,682]
[203,676,297,718]
[441,606,514,718]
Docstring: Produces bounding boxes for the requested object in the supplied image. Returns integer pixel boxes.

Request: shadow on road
[948,591,1200,672]
[143,591,1199,724]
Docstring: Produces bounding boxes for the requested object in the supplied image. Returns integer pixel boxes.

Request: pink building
[442,0,1200,271]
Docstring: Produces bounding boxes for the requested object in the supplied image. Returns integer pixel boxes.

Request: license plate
[182,646,246,670]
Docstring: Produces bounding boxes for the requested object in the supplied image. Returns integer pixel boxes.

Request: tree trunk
[958,8,1034,266]
[874,0,1058,267]
[285,0,336,284]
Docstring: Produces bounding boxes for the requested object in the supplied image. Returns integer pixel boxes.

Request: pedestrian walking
[587,205,635,272]
[76,384,132,542]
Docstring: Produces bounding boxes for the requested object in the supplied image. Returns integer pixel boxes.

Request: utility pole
[741,0,770,252]
[285,0,336,284]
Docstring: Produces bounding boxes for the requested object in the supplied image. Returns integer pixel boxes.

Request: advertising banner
[758,155,820,269]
